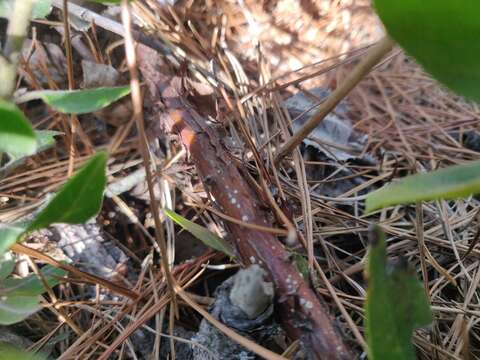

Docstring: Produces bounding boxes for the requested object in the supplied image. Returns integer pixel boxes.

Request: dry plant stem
[137,49,353,359]
[11,243,139,300]
[120,0,178,314]
[50,0,228,90]
[97,257,210,360]
[62,0,77,177]
[25,256,84,336]
[51,0,170,55]
[0,0,35,98]
[416,202,430,294]
[274,36,395,164]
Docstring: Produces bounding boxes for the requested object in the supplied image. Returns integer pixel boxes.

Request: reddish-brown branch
[138,47,353,359]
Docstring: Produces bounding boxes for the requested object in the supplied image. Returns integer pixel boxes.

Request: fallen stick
[138,47,353,359]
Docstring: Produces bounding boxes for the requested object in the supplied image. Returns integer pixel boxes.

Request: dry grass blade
[120,0,177,313]
[11,243,139,300]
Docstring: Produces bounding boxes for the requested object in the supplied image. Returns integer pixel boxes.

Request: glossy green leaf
[0,343,45,360]
[0,294,41,325]
[365,226,432,360]
[16,86,131,114]
[374,1,480,101]
[0,253,15,280]
[2,266,66,296]
[365,160,480,213]
[28,152,108,231]
[0,100,36,156]
[163,209,235,258]
[0,224,27,258]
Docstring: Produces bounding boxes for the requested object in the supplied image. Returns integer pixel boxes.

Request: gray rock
[229,265,274,319]
[50,221,128,282]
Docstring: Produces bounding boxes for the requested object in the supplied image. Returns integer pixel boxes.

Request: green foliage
[0,152,108,259]
[0,294,41,325]
[0,342,46,360]
[0,254,15,280]
[31,0,52,18]
[34,130,62,152]
[0,259,66,325]
[0,0,52,19]
[9,130,62,161]
[365,226,432,360]
[28,152,108,231]
[163,209,236,258]
[2,266,67,296]
[0,100,36,156]
[0,0,111,337]
[4,131,61,172]
[365,161,480,213]
[16,86,131,114]
[374,0,480,101]
[0,225,26,259]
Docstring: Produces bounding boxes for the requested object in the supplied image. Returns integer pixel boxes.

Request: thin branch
[274,36,395,164]
[137,47,354,358]
[11,243,139,300]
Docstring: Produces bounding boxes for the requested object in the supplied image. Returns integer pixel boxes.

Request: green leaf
[1,131,60,179]
[0,100,36,156]
[0,253,15,280]
[32,0,52,18]
[7,130,61,162]
[365,226,432,360]
[0,343,46,360]
[374,1,480,102]
[365,160,480,213]
[163,209,235,258]
[28,152,108,231]
[0,0,14,18]
[2,266,66,296]
[35,130,61,150]
[0,0,52,19]
[0,224,27,258]
[16,86,131,114]
[0,294,41,325]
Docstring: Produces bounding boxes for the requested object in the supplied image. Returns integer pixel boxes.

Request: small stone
[229,265,274,319]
